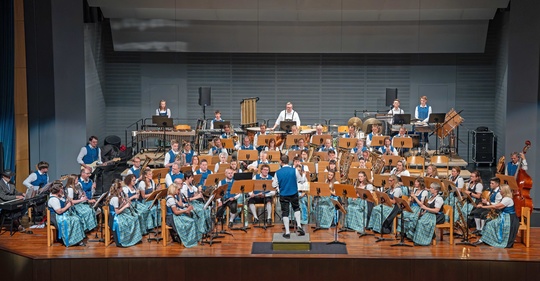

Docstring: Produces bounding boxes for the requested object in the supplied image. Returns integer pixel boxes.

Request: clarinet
[181,193,199,219]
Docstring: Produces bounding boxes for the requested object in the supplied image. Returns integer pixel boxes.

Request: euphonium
[338,148,354,184]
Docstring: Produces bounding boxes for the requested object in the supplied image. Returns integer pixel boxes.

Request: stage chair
[519,206,531,248]
[46,209,57,247]
[161,199,173,246]
[430,155,450,179]
[406,156,425,176]
[433,205,453,245]
[103,205,112,247]
[253,199,275,224]
[226,203,245,226]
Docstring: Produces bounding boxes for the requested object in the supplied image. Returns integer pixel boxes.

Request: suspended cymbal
[362,118,382,134]
[347,117,363,129]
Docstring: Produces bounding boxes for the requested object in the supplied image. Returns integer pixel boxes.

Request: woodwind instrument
[180,193,198,219]
[119,191,136,215]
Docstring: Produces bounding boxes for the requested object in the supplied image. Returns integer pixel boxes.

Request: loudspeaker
[473,131,494,164]
[386,88,398,106]
[0,142,4,174]
[199,87,211,106]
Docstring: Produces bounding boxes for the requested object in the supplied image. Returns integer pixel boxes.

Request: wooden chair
[46,209,57,247]
[103,205,113,247]
[406,156,425,176]
[519,206,531,248]
[430,155,450,179]
[161,199,173,246]
[433,205,453,245]
[253,197,275,224]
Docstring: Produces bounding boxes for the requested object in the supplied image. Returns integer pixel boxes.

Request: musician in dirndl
[107,180,143,247]
[181,170,211,235]
[474,184,520,248]
[402,177,428,238]
[315,170,339,228]
[65,175,97,232]
[368,174,402,234]
[156,100,171,118]
[77,136,101,171]
[346,171,374,232]
[410,183,445,246]
[165,183,201,248]
[138,169,161,231]
[123,174,151,235]
[47,182,86,247]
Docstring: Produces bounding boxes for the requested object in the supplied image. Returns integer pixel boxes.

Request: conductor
[272,155,305,238]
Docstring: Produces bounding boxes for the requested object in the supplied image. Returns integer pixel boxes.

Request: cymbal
[362,118,382,134]
[348,117,363,128]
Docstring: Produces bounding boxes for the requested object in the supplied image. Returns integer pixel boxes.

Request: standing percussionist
[272,155,306,238]
[414,96,432,148]
[505,151,528,176]
[22,161,50,192]
[77,136,102,170]
[271,102,301,131]
[156,100,171,118]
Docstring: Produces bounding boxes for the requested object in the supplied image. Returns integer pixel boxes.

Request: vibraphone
[132,130,195,151]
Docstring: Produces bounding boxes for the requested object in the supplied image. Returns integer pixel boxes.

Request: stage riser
[1,251,539,281]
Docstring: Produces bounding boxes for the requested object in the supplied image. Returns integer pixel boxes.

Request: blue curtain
[0,0,15,171]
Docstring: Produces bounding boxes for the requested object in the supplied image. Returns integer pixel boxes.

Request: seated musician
[474,184,520,248]
[351,139,367,155]
[194,159,213,191]
[237,136,255,150]
[290,138,307,151]
[505,151,528,176]
[229,160,243,173]
[247,151,270,173]
[65,175,97,232]
[0,170,26,232]
[347,171,374,232]
[181,142,196,165]
[216,168,240,228]
[122,174,151,235]
[318,138,334,152]
[390,160,410,178]
[47,182,86,247]
[290,125,300,135]
[366,125,382,149]
[77,136,102,171]
[22,161,50,192]
[220,124,238,148]
[164,139,182,170]
[294,157,310,225]
[410,183,446,246]
[248,164,275,224]
[310,124,324,143]
[316,169,339,228]
[424,164,439,178]
[343,125,358,138]
[156,99,171,118]
[461,170,483,224]
[214,152,229,173]
[138,168,161,232]
[165,183,200,248]
[379,137,398,156]
[209,110,223,130]
[300,150,309,163]
[444,166,465,213]
[190,155,200,173]
[327,150,338,162]
[265,137,280,152]
[126,156,142,179]
[166,163,184,187]
[209,137,228,156]
[324,159,338,172]
[106,179,143,247]
[181,170,211,234]
[470,177,502,235]
[368,174,402,234]
[79,167,96,203]
[402,177,428,238]
[254,123,269,152]
[392,126,410,154]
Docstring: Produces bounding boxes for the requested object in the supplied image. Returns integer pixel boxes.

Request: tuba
[368,148,385,174]
[338,149,355,184]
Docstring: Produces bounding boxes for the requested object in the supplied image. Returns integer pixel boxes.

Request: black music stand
[444,180,462,238]
[88,192,109,243]
[355,188,376,238]
[328,198,347,245]
[428,113,446,155]
[145,188,168,243]
[392,114,411,126]
[252,180,274,230]
[152,115,173,156]
[213,121,230,131]
[391,197,413,247]
[373,191,395,242]
[280,121,296,133]
[202,184,231,245]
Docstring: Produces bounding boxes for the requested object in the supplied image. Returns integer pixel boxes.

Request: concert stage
[0,225,538,280]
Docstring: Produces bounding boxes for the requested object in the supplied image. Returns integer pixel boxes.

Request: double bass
[513,140,533,218]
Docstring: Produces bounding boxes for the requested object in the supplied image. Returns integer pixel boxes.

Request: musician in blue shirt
[505,151,528,176]
[217,168,241,228]
[77,136,102,170]
[414,96,432,148]
[248,164,275,224]
[209,110,223,130]
[22,161,50,191]
[272,155,306,238]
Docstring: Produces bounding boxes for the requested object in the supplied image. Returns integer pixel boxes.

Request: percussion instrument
[133,130,195,143]
[174,124,191,131]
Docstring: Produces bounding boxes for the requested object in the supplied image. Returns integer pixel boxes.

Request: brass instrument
[496,156,505,174]
[338,148,354,184]
[368,149,385,174]
[175,151,186,166]
[347,117,363,139]
[453,193,469,237]
[140,156,151,175]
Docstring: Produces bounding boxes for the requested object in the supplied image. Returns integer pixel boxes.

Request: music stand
[428,113,446,155]
[382,155,401,172]
[145,188,168,242]
[229,180,254,232]
[371,136,386,147]
[217,163,230,173]
[328,198,347,245]
[202,184,230,245]
[88,191,109,243]
[392,114,411,126]
[373,191,395,242]
[338,138,358,149]
[152,115,173,156]
[311,135,332,147]
[204,173,226,188]
[221,138,235,150]
[313,151,329,161]
[391,197,413,247]
[454,187,476,247]
[266,151,281,163]
[392,137,413,157]
[424,177,444,194]
[348,167,372,182]
[279,121,296,133]
[252,180,274,230]
[309,182,330,232]
[373,174,391,191]
[213,121,230,131]
[355,188,376,237]
[180,166,192,174]
[400,175,417,189]
[286,135,305,147]
[257,135,274,147]
[334,184,356,233]
[238,150,258,164]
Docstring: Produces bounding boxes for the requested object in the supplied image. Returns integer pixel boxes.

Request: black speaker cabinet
[472,131,494,165]
[198,87,211,106]
[0,142,4,173]
[386,88,398,106]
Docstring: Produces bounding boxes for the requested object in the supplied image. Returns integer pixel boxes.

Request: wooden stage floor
[1,223,539,281]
